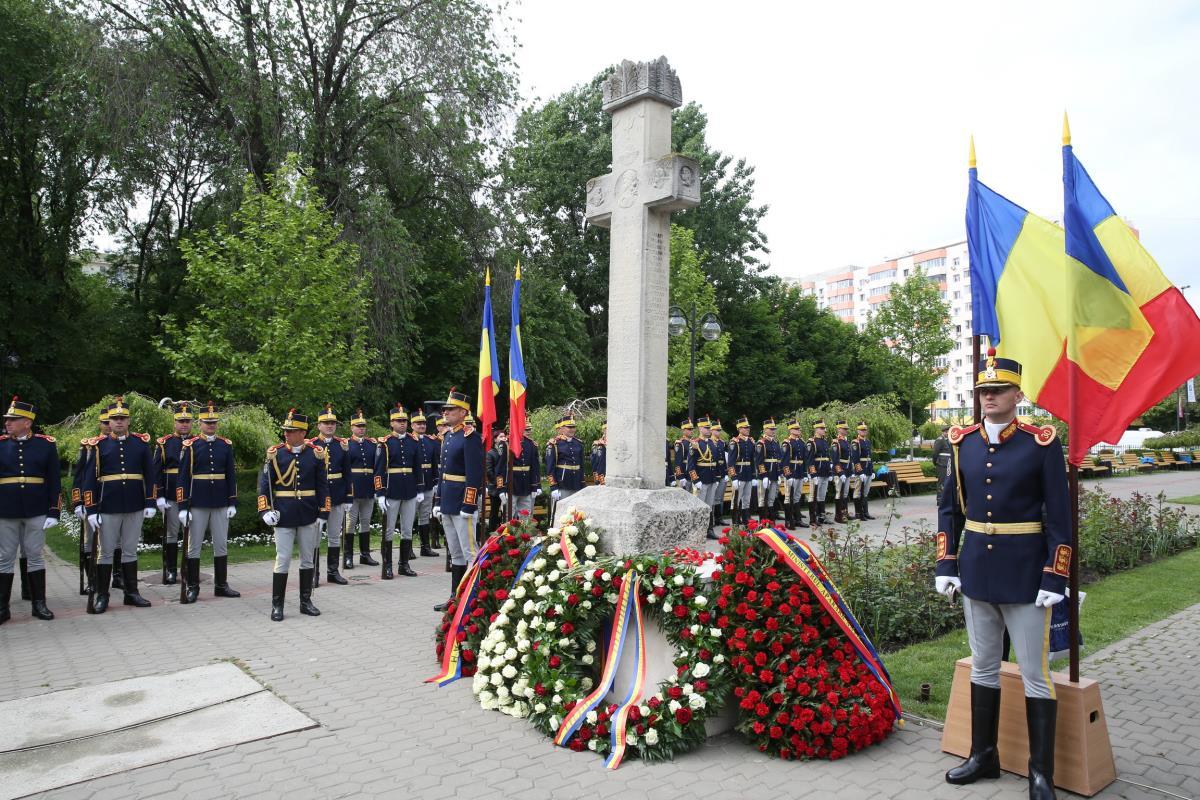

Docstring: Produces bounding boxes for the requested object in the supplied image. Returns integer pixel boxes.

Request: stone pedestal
[566,485,709,556]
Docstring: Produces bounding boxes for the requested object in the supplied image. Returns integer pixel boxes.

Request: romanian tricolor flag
[509,261,528,459]
[477,267,500,450]
[967,124,1200,465]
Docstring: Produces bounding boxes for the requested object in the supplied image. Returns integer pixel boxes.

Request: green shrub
[790,394,910,451]
[918,421,943,440]
[1144,429,1200,449]
[1077,488,1198,577]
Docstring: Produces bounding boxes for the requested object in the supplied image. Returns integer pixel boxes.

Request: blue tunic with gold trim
[438,424,483,515]
[935,421,1071,604]
[0,433,61,518]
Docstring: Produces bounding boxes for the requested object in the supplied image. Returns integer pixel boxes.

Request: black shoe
[398,541,417,577]
[111,549,125,590]
[298,568,320,616]
[92,564,112,614]
[1026,697,1058,800]
[214,556,241,597]
[435,564,466,611]
[122,562,152,607]
[358,530,379,566]
[433,598,450,612]
[29,570,54,620]
[270,572,287,621]
[326,548,348,584]
[163,542,178,585]
[19,557,30,600]
[183,558,200,604]
[0,572,12,625]
[381,541,394,580]
[945,683,1002,785]
[419,524,440,557]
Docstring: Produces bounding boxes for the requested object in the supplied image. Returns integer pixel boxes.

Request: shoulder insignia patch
[80,437,91,446]
[181,437,194,447]
[1018,422,1057,446]
[948,423,980,445]
[134,432,151,442]
[1051,544,1071,576]
[338,437,348,444]
[36,433,56,443]
[157,435,171,445]
[266,444,280,455]
[308,443,325,455]
[220,436,232,444]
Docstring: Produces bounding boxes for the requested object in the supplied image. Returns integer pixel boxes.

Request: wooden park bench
[886,460,938,495]
[1154,451,1188,471]
[1118,453,1154,472]
[1079,455,1113,478]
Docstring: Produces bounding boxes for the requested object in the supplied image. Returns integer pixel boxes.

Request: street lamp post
[668,301,723,423]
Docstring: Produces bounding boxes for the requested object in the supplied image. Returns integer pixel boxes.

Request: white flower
[501,598,516,612]
[674,575,685,586]
[535,703,547,714]
[481,696,499,711]
[710,627,723,638]
[477,689,493,702]
[663,604,673,614]
[534,575,545,587]
[586,531,599,543]
[582,654,593,665]
[669,699,681,712]
[477,655,492,671]
[559,638,571,648]
[557,559,568,570]
[653,577,665,588]
[490,673,503,686]
[713,653,726,664]
[544,621,556,632]
[497,686,510,699]
[581,678,593,690]
[552,694,562,704]
[694,595,708,607]
[586,641,596,653]
[645,728,659,745]
[555,680,565,692]
[639,704,651,717]
[646,594,657,604]
[523,600,536,615]
[587,710,598,724]
[536,585,551,597]
[693,662,711,678]
[517,639,530,653]
[582,600,593,609]
[550,716,560,731]
[588,738,598,751]
[548,570,561,582]
[513,586,527,599]
[516,619,528,633]
[547,541,561,555]
[682,683,694,695]
[531,616,542,628]
[689,693,706,710]
[502,665,517,679]
[626,734,638,746]
[531,558,545,571]
[601,571,611,581]
[563,524,578,536]
[494,614,509,628]
[582,581,592,591]
[582,517,593,528]
[584,544,597,558]
[505,647,517,661]
[690,624,700,635]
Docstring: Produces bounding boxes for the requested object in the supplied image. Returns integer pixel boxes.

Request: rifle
[77,515,85,596]
[86,515,101,614]
[178,511,190,603]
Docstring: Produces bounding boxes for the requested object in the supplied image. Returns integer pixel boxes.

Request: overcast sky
[507,0,1200,289]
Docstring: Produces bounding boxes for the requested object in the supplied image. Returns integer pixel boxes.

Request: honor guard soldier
[726,417,756,525]
[1,397,60,623]
[591,423,607,485]
[154,403,193,585]
[433,389,483,612]
[545,416,584,524]
[807,420,833,526]
[687,416,722,539]
[710,420,729,524]
[832,421,854,523]
[850,422,876,520]
[932,424,953,506]
[259,410,330,621]
[374,404,423,579]
[412,411,441,557]
[79,397,157,612]
[509,423,541,518]
[936,353,1068,800]
[345,410,380,568]
[176,402,239,603]
[312,405,351,585]
[672,420,694,491]
[71,405,111,596]
[485,426,509,537]
[754,419,783,525]
[782,421,810,530]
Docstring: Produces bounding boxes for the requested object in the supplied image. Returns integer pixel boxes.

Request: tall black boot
[343,532,355,569]
[358,531,379,566]
[434,564,467,612]
[419,524,440,557]
[0,572,12,625]
[381,540,394,580]
[29,569,54,620]
[214,555,241,596]
[795,501,810,528]
[945,683,1002,784]
[862,496,875,520]
[326,547,348,585]
[162,542,178,585]
[80,551,94,595]
[93,564,112,614]
[122,561,152,607]
[1026,697,1059,800]
[817,501,828,525]
[19,557,30,600]
[398,540,418,577]
[111,549,125,589]
[809,501,818,527]
[298,568,320,616]
[270,572,287,621]
[182,558,200,604]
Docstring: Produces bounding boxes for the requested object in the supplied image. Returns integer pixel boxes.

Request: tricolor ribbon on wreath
[757,528,903,721]
[511,542,543,587]
[553,571,647,769]
[426,535,499,687]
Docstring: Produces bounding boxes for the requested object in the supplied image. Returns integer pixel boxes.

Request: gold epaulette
[338,437,348,444]
[1018,422,1057,446]
[948,423,980,445]
[35,433,56,443]
[157,435,172,445]
[307,442,325,455]
[266,444,281,455]
[182,436,196,447]
[133,432,150,442]
[220,436,232,444]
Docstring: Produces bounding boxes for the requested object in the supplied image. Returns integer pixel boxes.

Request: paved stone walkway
[2,538,1197,798]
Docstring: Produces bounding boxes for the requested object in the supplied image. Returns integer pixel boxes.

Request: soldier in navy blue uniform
[711,421,729,524]
[177,402,239,603]
[1,397,60,623]
[725,418,756,525]
[936,352,1068,800]
[259,410,330,621]
[807,420,833,526]
[590,423,606,486]
[71,406,111,596]
[831,421,854,523]
[412,411,441,557]
[373,404,422,578]
[433,389,483,612]
[850,422,876,521]
[782,421,810,530]
[345,409,379,568]
[754,419,783,525]
[508,423,541,518]
[311,405,351,586]
[687,416,722,539]
[79,397,158,612]
[545,416,584,524]
[672,420,693,490]
[154,403,193,585]
[485,427,509,540]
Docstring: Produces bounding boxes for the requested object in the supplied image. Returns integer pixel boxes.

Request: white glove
[935,576,962,597]
[433,505,442,520]
[668,480,676,487]
[1035,590,1065,608]
[74,505,86,520]
[761,477,769,491]
[43,516,57,530]
[262,510,280,526]
[156,497,169,512]
[551,489,561,501]
[459,510,472,518]
[533,487,542,498]
[226,506,237,519]
[317,519,327,535]
[341,502,352,513]
[498,492,507,506]
[695,482,705,492]
[143,507,157,519]
[179,510,191,527]
[87,513,102,528]
[416,492,425,503]
[376,496,389,513]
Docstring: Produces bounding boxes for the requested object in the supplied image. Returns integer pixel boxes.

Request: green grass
[1167,494,1200,505]
[885,546,1200,721]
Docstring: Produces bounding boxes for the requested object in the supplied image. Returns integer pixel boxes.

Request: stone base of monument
[565,485,711,556]
[941,658,1116,796]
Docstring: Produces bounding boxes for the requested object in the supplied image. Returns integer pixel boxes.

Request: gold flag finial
[1062,112,1071,146]
[969,134,976,168]
[515,259,521,281]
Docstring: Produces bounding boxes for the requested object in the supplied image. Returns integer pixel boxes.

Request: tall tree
[668,226,729,417]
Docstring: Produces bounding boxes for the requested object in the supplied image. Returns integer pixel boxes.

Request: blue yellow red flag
[477,268,500,450]
[509,261,528,458]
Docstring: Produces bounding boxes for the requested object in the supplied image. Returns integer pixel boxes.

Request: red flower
[647,696,662,709]
[673,605,688,619]
[560,622,575,635]
[548,655,562,668]
[675,707,693,725]
[668,686,684,699]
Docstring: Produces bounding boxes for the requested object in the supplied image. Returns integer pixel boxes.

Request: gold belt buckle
[985,522,995,535]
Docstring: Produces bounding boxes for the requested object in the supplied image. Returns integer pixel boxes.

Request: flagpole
[971,336,981,423]
[1068,464,1081,682]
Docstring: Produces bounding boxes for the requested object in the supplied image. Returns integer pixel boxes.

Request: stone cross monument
[567,57,710,554]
